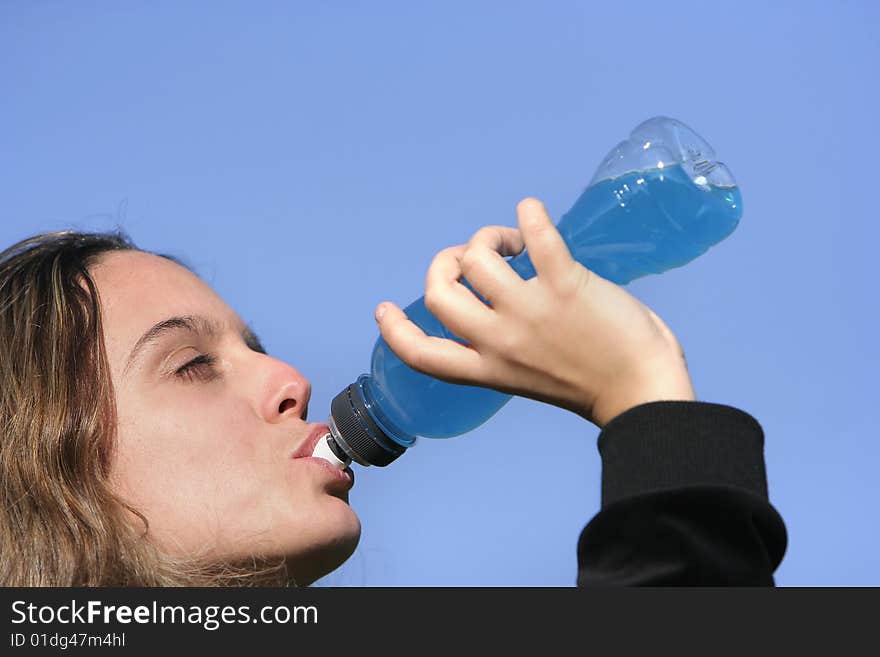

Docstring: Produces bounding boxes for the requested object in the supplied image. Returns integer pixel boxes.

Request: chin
[286,503,361,586]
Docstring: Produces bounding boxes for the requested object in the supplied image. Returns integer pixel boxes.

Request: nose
[255,354,312,424]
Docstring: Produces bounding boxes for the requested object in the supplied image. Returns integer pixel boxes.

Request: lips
[292,423,332,460]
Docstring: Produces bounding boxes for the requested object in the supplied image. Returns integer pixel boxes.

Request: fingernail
[375,303,387,322]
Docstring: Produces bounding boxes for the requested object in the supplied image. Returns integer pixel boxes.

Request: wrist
[588,361,696,429]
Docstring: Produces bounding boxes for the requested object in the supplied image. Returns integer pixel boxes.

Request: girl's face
[91,250,359,585]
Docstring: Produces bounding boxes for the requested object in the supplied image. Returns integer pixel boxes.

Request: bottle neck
[356,374,417,448]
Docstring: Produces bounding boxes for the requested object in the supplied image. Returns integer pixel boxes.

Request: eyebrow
[123,314,266,377]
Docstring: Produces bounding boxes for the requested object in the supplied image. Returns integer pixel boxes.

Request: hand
[374,198,696,428]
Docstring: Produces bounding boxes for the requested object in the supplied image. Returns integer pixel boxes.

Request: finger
[460,226,526,308]
[515,197,576,287]
[466,224,525,258]
[424,245,495,341]
[374,301,486,383]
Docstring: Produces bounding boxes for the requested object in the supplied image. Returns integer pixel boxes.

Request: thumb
[516,197,575,284]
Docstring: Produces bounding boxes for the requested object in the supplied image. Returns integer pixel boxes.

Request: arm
[375,198,787,585]
[577,400,787,585]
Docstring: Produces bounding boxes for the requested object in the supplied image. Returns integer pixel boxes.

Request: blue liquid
[361,163,742,444]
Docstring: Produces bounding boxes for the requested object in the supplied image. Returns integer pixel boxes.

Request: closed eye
[174,353,218,382]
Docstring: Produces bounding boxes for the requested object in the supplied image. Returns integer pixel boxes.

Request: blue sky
[2,0,876,585]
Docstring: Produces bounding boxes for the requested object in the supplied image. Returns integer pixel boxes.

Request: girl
[0,199,785,585]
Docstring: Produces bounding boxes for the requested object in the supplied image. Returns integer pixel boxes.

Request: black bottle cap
[330,383,406,467]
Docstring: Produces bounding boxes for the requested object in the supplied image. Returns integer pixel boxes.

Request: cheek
[110,389,273,546]
[108,385,353,564]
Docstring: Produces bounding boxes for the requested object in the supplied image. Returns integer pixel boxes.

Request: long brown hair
[0,230,291,585]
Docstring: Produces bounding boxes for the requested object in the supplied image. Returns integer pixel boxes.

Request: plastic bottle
[314,116,742,468]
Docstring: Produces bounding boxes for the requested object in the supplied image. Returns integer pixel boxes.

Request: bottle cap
[311,433,351,469]
[329,383,407,467]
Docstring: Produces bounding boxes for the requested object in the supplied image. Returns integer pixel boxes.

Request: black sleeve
[576,400,787,586]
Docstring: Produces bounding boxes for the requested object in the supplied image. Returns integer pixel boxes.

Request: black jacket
[577,401,787,585]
